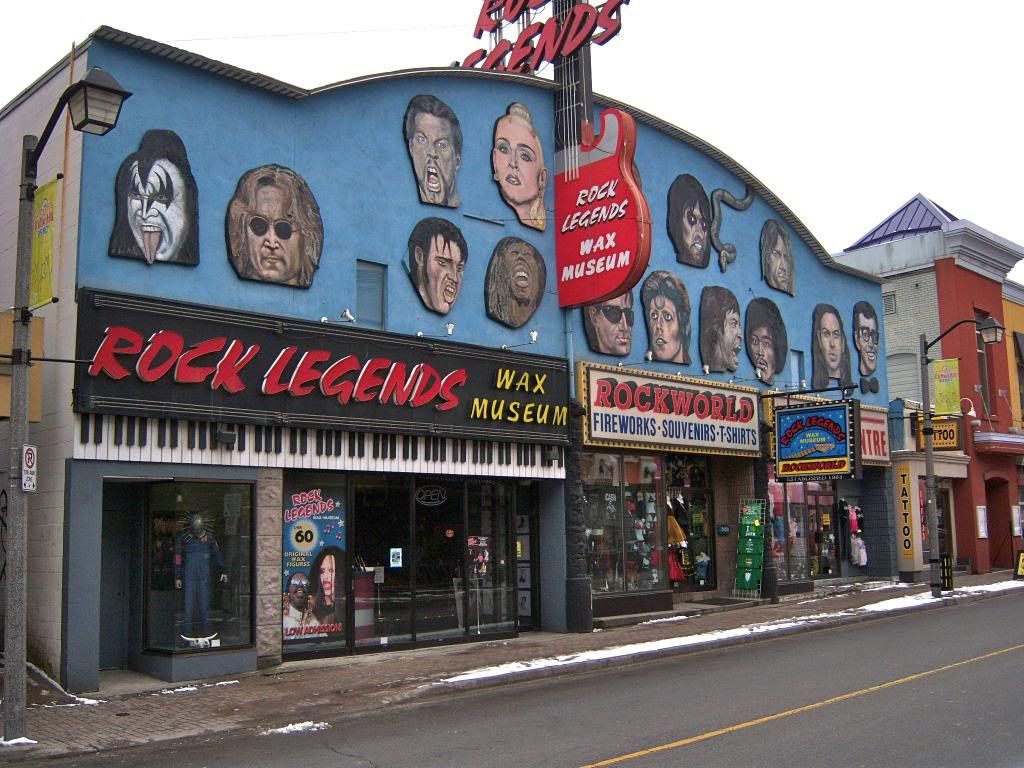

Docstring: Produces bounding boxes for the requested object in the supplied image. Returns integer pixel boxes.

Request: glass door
[413,478,465,642]
[466,481,515,634]
[351,478,413,649]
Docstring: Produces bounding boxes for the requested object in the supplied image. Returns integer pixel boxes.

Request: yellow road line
[580,642,1024,768]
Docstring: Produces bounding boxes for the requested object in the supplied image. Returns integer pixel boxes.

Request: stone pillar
[255,468,283,667]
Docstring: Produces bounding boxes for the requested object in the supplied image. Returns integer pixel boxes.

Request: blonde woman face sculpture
[492,103,548,231]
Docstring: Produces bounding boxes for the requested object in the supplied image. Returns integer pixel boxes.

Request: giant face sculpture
[485,237,546,328]
[492,103,547,231]
[853,301,879,376]
[583,292,635,357]
[405,95,463,208]
[641,271,691,364]
[408,217,468,315]
[744,298,787,386]
[226,165,324,288]
[109,129,199,266]
[667,174,711,268]
[699,286,742,373]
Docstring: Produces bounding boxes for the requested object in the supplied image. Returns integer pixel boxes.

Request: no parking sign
[21,445,37,493]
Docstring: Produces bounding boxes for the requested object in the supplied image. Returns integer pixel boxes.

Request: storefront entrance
[346,475,525,651]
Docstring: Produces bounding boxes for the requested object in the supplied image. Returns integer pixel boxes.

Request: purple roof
[844,194,958,251]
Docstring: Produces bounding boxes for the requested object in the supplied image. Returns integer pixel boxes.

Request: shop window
[582,454,664,593]
[145,482,253,653]
[665,455,715,590]
[357,260,387,329]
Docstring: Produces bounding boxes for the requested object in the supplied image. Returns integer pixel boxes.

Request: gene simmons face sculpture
[109,129,199,266]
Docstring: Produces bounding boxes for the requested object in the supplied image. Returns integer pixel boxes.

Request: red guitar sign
[554,107,651,308]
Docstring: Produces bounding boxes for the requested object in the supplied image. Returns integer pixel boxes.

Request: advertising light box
[774,400,860,481]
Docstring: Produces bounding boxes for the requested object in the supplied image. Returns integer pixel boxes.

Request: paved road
[33,591,1024,768]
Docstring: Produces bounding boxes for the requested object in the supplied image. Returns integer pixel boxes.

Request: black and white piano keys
[74,414,566,479]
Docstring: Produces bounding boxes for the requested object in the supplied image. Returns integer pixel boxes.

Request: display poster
[282,480,347,650]
[580,362,760,457]
[775,400,859,481]
[30,178,58,308]
[976,506,988,539]
[1013,505,1022,537]
[933,359,961,415]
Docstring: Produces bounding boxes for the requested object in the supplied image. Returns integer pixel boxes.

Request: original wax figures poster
[282,484,347,649]
[109,129,199,266]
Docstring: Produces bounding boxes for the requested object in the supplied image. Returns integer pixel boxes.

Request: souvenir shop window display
[583,454,624,592]
[665,454,716,590]
[582,454,664,593]
[145,482,253,652]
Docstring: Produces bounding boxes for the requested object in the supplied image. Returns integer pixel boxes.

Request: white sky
[4,1,1024,281]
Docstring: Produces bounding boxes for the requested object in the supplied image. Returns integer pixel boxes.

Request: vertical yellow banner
[30,178,59,309]
[933,358,960,415]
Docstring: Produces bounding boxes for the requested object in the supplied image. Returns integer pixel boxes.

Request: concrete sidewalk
[1,571,1021,763]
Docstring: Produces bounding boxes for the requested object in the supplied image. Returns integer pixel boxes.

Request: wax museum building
[0,24,889,692]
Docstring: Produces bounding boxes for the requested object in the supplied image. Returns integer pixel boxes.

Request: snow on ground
[439,581,1024,684]
[0,737,38,747]
[260,721,331,736]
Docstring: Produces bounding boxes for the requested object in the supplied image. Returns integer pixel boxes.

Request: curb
[418,585,1021,698]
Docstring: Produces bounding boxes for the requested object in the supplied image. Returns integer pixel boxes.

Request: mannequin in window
[175,511,228,640]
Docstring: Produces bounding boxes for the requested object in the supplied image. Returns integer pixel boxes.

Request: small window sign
[716,525,731,536]
[389,548,403,568]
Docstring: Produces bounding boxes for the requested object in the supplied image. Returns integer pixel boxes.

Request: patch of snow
[260,721,331,736]
[202,680,239,688]
[0,737,38,747]
[156,686,198,695]
[641,615,690,625]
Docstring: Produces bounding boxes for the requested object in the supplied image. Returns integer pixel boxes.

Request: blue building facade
[4,28,891,690]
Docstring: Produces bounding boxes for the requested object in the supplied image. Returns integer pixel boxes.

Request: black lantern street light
[919,316,1003,599]
[6,67,131,741]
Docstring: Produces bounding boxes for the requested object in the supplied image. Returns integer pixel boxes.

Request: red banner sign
[555,107,651,308]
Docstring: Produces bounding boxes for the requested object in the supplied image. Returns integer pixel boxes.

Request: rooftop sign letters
[462,0,629,72]
[774,400,860,482]
[580,363,760,457]
[75,290,569,445]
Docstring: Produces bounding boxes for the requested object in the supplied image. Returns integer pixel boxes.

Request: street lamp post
[5,67,130,741]
[919,316,1004,599]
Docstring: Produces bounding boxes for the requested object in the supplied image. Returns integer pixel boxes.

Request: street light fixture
[919,315,1004,599]
[5,67,131,741]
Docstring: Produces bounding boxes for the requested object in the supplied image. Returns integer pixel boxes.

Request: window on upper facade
[976,311,994,416]
[357,261,387,330]
[882,293,896,315]
[789,350,805,390]
[1015,333,1024,428]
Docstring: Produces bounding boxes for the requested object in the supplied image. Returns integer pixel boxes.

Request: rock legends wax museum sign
[74,290,569,444]
[457,0,650,308]
[579,363,760,457]
[774,400,861,482]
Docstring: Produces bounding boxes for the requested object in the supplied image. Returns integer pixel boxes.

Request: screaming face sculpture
[110,130,199,266]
